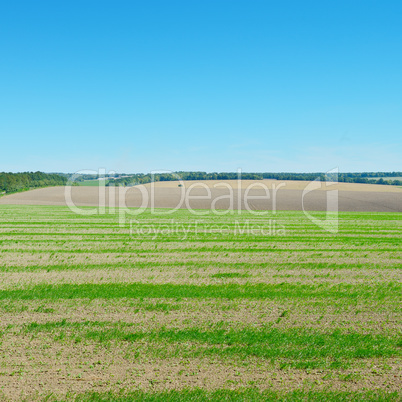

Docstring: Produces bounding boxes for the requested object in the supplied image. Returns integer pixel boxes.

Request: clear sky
[1,0,401,174]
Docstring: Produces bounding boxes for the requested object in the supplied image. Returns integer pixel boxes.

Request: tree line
[1,171,400,195]
[0,172,68,194]
[106,171,402,187]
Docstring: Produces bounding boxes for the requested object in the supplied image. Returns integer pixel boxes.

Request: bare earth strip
[0,268,401,289]
[1,298,400,333]
[1,180,402,211]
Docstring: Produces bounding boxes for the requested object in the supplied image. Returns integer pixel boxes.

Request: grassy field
[0,205,400,401]
[76,179,110,187]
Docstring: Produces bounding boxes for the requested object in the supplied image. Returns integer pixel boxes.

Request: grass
[77,180,110,186]
[21,320,402,368]
[210,272,251,278]
[50,388,402,401]
[0,281,400,301]
[0,205,400,399]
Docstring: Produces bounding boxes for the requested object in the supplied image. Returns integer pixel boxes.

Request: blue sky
[1,0,401,173]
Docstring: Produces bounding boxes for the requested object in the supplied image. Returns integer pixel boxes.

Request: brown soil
[0,267,400,289]
[0,337,400,401]
[1,181,401,212]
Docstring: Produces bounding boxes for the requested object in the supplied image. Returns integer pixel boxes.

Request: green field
[77,179,110,186]
[0,205,400,401]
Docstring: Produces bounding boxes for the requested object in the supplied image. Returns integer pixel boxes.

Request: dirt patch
[0,336,400,401]
[1,298,400,333]
[1,181,401,212]
[0,267,400,289]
